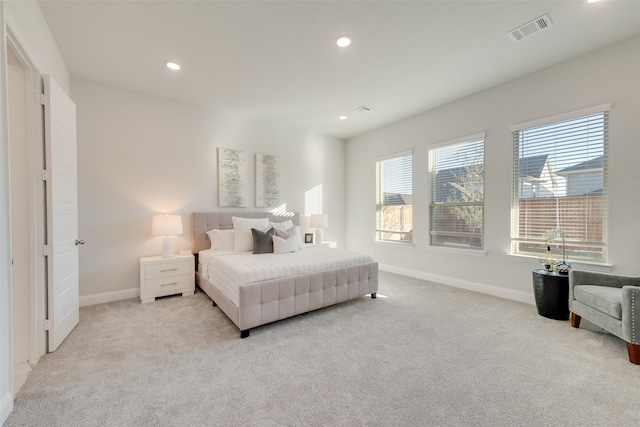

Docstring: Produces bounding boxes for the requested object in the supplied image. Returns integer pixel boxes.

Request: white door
[44,75,80,352]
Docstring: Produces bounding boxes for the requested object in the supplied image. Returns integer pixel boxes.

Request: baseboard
[379,264,535,305]
[0,390,13,426]
[79,270,535,307]
[79,287,139,307]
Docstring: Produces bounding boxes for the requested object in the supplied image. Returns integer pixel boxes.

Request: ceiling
[38,1,640,140]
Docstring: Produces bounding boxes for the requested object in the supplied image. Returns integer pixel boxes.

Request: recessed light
[336,36,351,48]
[338,115,348,120]
[166,62,181,71]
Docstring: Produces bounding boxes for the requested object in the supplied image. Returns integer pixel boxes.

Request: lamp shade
[152,214,183,237]
[309,214,328,229]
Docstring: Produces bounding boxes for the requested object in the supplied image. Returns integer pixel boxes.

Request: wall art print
[218,148,248,207]
[256,153,280,208]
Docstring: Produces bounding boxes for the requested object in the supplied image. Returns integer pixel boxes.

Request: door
[44,75,80,352]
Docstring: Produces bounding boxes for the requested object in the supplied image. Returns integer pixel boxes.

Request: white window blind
[511,108,609,261]
[428,138,484,249]
[376,152,413,243]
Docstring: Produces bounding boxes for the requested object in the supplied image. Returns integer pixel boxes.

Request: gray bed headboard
[192,211,300,253]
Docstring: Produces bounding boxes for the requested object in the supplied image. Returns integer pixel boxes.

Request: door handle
[75,239,85,246]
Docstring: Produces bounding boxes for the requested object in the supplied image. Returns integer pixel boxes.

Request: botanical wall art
[256,153,280,208]
[218,148,248,207]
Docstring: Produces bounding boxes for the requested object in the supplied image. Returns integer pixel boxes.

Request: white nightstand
[139,254,195,303]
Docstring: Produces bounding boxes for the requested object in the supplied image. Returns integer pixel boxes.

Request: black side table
[532,269,569,320]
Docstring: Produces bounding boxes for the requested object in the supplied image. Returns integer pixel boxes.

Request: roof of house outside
[556,155,604,175]
[383,193,412,206]
[435,167,470,203]
[518,154,549,179]
[434,165,485,203]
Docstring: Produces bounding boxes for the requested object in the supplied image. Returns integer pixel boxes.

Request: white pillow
[269,220,294,234]
[232,217,269,252]
[271,222,304,250]
[273,235,299,255]
[206,229,235,251]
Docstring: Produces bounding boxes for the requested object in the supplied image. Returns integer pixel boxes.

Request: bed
[192,212,378,338]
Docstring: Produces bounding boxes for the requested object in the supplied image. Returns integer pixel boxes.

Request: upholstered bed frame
[192,212,378,338]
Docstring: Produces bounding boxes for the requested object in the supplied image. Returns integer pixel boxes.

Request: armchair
[569,270,640,364]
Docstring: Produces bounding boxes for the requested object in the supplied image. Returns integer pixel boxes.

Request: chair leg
[571,312,581,328]
[626,342,640,365]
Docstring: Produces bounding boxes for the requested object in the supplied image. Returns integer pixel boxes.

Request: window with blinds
[428,137,484,249]
[376,152,413,243]
[511,105,609,261]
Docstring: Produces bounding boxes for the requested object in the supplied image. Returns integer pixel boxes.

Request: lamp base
[315,228,323,245]
[162,237,175,258]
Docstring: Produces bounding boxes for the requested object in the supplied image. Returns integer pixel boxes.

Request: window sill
[506,254,612,272]
[375,240,414,248]
[427,245,487,257]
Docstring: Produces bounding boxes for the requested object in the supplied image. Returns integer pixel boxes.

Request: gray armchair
[569,270,640,364]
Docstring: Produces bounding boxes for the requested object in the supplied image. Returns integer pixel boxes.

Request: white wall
[3,1,68,92]
[71,78,346,300]
[346,34,640,301]
[1,2,69,421]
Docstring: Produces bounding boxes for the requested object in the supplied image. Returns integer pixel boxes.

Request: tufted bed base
[196,263,378,338]
[192,212,378,338]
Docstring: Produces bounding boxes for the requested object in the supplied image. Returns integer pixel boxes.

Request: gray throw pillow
[251,227,275,254]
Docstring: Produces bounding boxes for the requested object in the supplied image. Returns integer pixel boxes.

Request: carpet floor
[5,271,640,426]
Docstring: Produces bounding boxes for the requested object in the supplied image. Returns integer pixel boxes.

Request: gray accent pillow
[251,227,275,254]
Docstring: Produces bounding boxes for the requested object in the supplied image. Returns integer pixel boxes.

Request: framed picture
[217,147,248,207]
[304,233,314,244]
[256,153,280,208]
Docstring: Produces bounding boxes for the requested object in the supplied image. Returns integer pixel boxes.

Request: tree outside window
[429,138,484,249]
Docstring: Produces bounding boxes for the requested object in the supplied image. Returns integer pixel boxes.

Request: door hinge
[38,93,49,106]
[43,245,51,256]
[40,169,51,181]
[42,319,53,331]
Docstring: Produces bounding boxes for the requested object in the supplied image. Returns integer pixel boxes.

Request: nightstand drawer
[145,274,191,295]
[145,260,190,279]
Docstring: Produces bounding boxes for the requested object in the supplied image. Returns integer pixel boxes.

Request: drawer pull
[160,268,178,273]
[161,282,178,287]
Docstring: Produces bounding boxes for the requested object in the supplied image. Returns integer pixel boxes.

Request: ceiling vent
[508,14,552,42]
[352,105,371,114]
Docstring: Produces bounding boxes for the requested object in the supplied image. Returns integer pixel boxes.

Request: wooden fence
[518,195,604,242]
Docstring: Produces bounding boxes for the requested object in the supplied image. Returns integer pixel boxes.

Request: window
[511,105,609,262]
[428,136,485,249]
[376,151,413,242]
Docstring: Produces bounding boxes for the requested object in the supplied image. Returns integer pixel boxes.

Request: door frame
[1,4,14,422]
[6,26,47,366]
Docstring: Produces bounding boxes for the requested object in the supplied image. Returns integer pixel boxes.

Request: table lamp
[152,214,183,257]
[309,214,328,244]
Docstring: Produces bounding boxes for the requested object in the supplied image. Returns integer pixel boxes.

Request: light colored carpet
[5,272,640,426]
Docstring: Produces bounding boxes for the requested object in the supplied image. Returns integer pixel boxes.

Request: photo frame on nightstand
[304,233,314,244]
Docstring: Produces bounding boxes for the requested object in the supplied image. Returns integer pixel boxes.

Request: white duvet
[199,246,374,306]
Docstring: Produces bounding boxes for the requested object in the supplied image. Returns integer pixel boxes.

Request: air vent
[352,105,371,114]
[508,14,553,42]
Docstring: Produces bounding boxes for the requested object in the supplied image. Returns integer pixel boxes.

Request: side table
[140,254,195,303]
[532,269,569,320]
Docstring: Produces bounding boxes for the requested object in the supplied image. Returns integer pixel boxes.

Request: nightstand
[140,254,195,303]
